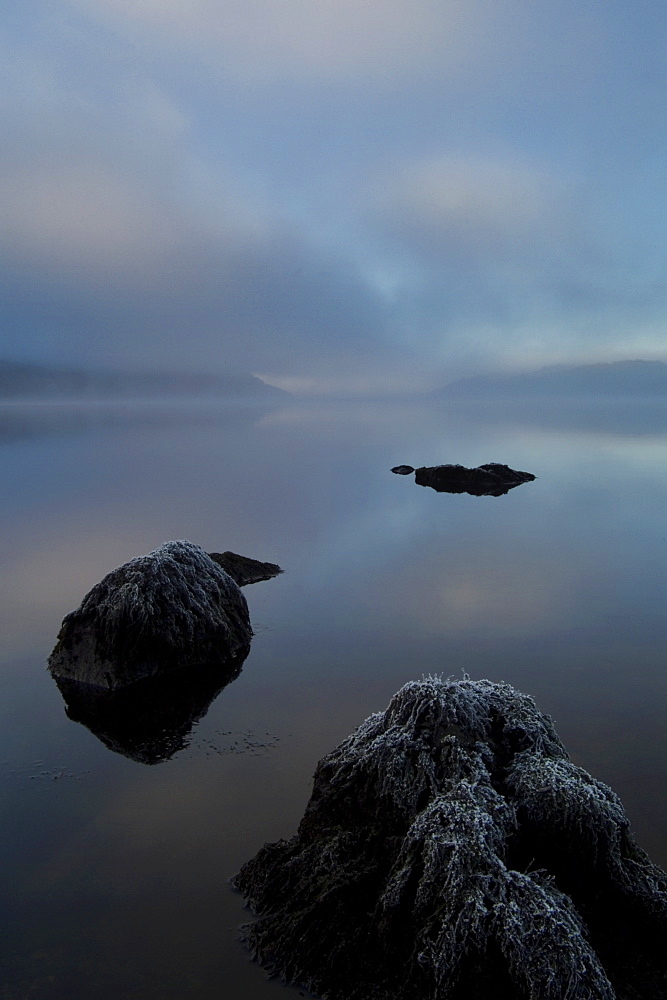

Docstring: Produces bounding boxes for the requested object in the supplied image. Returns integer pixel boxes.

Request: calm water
[1,397,666,1000]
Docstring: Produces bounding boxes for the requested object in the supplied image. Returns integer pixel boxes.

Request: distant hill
[0,362,287,401]
[435,360,667,399]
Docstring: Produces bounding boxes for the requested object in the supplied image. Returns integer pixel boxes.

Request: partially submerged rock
[392,463,536,496]
[208,551,282,587]
[235,678,667,1000]
[48,540,253,690]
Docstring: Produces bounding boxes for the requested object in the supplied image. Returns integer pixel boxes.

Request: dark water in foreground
[1,397,666,1000]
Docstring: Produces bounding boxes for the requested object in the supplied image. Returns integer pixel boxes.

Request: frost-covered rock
[48,540,252,690]
[234,678,667,1000]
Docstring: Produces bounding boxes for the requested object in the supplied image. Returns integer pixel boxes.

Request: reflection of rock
[235,678,667,1000]
[48,540,253,690]
[54,657,246,764]
[392,462,536,496]
[208,551,282,586]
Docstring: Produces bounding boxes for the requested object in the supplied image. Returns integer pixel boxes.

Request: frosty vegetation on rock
[235,677,667,1000]
[48,540,255,690]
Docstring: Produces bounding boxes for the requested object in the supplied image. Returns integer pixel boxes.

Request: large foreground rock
[235,678,667,1000]
[392,463,535,496]
[48,540,253,690]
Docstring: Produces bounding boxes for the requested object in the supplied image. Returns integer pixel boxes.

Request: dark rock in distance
[48,540,254,690]
[208,551,282,587]
[234,677,667,1000]
[394,462,536,496]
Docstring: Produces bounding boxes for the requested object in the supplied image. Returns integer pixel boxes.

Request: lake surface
[1,396,666,999]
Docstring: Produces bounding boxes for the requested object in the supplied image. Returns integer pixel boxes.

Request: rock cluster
[235,677,667,1000]
[391,463,535,496]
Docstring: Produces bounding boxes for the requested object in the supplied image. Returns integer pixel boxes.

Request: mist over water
[1,396,666,999]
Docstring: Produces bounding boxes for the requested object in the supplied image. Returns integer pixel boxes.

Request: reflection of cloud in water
[4,399,667,665]
[442,396,667,437]
[0,399,279,446]
[393,562,572,637]
[0,533,151,658]
[437,572,563,633]
[27,731,300,898]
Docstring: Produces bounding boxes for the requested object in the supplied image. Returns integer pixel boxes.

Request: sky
[1,0,666,394]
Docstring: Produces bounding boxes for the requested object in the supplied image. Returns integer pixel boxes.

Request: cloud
[66,0,620,104]
[69,0,491,83]
[0,172,392,375]
[371,153,580,264]
[362,151,667,372]
[0,119,275,296]
[0,27,409,379]
[3,4,667,388]
[3,163,180,278]
[0,117,397,377]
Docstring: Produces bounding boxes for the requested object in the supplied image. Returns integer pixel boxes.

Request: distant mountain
[0,362,287,401]
[436,360,667,399]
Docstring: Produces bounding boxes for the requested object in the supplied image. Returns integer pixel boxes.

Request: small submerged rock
[392,462,536,496]
[234,677,667,1000]
[47,540,280,690]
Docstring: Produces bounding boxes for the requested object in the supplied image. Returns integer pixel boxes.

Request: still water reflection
[52,661,248,765]
[1,397,666,999]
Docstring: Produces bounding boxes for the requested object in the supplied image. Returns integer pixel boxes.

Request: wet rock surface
[234,678,667,1000]
[392,463,536,496]
[48,540,252,690]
